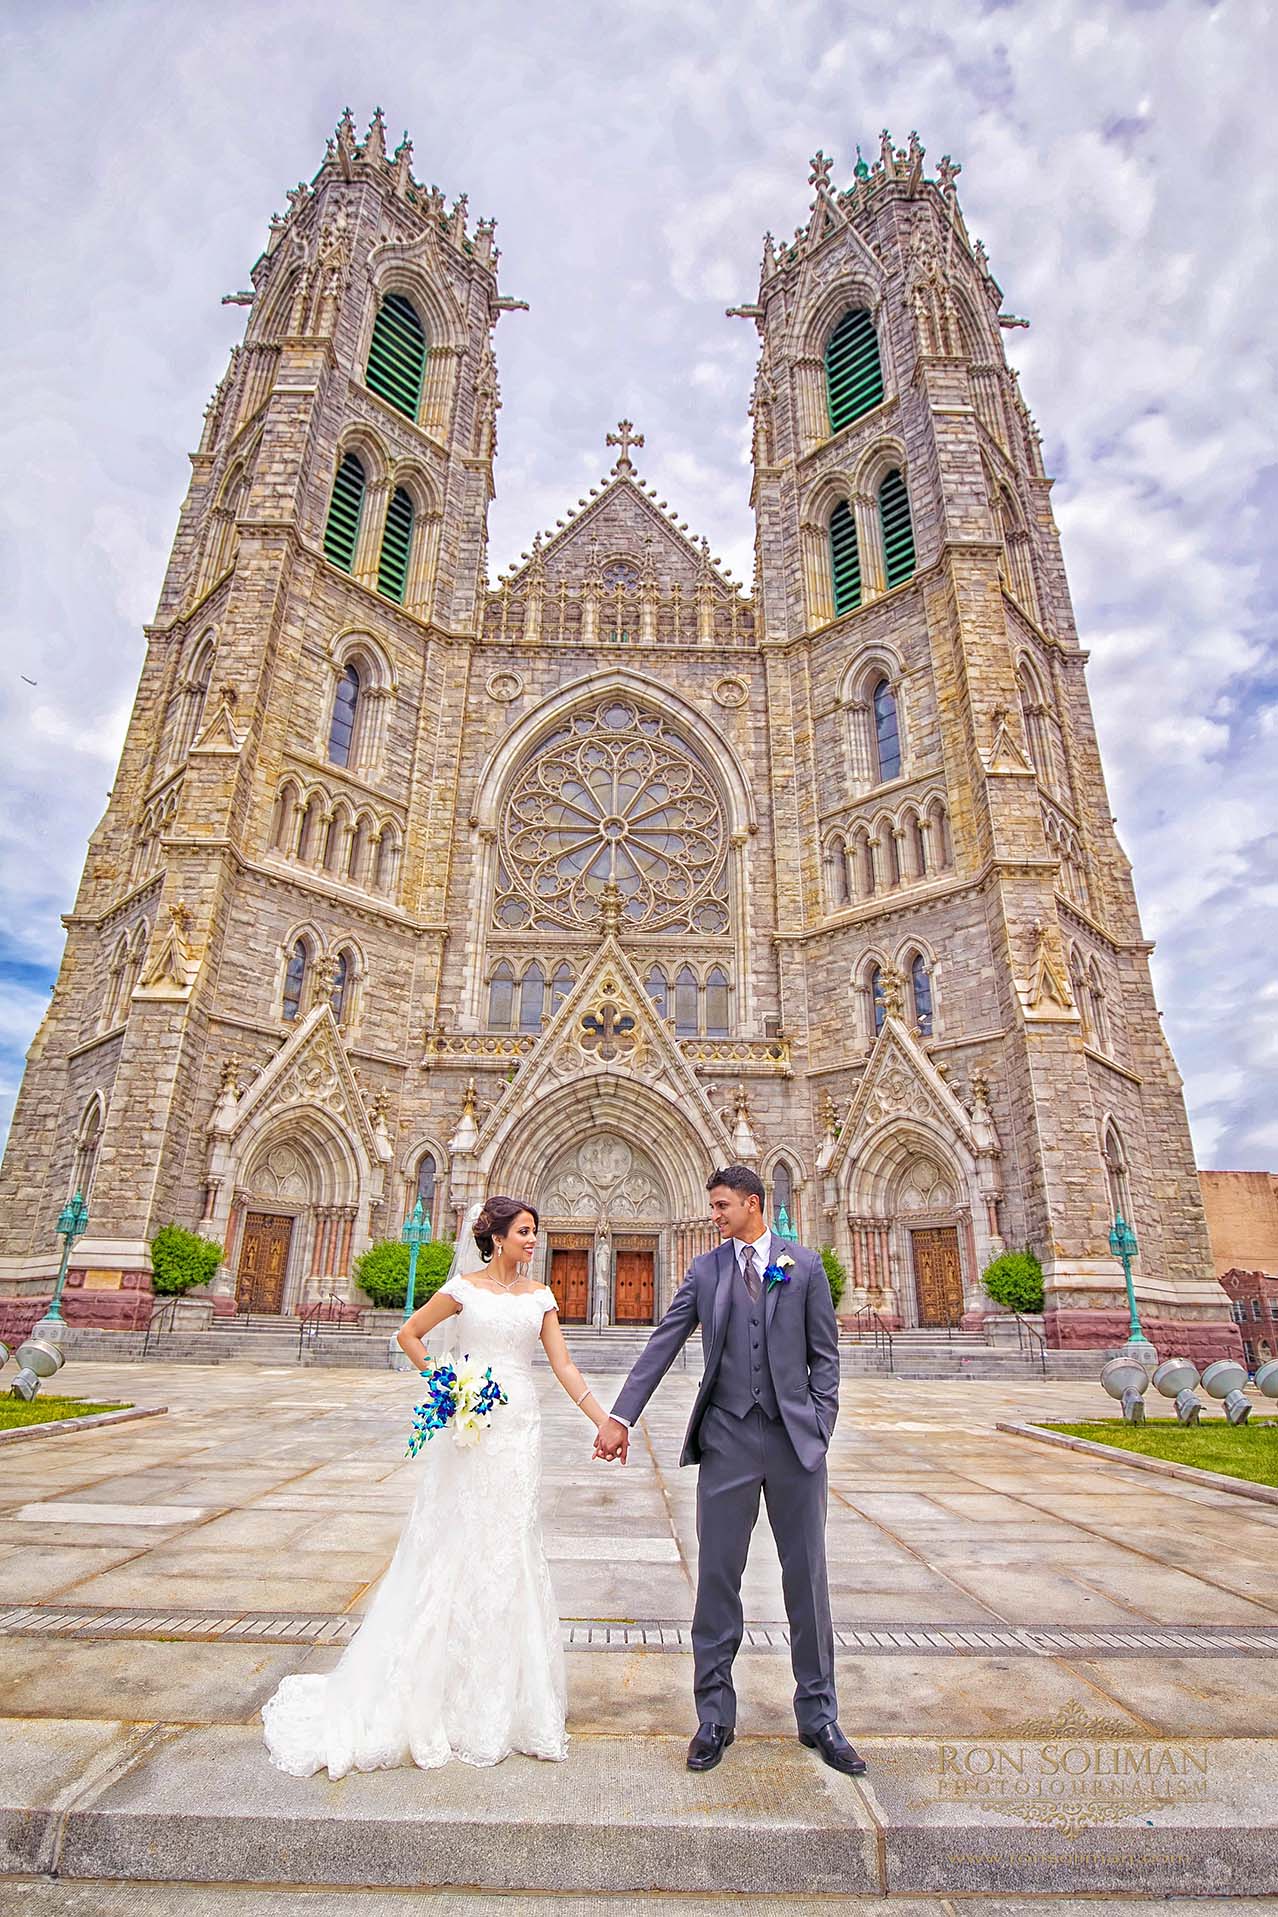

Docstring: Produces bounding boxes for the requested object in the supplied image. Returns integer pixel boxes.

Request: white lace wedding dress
[262,1275,568,1776]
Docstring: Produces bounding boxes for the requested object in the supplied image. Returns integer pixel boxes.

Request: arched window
[415,1151,437,1222]
[324,453,366,572]
[905,810,927,880]
[645,966,669,1021]
[1070,949,1093,1045]
[103,936,128,1028]
[71,1099,103,1201]
[830,499,861,615]
[674,965,699,1037]
[272,780,299,851]
[910,954,933,1036]
[488,960,515,1031]
[772,1159,796,1238]
[825,307,883,433]
[177,637,215,760]
[853,826,875,898]
[518,962,546,1034]
[929,799,954,870]
[282,939,308,1021]
[705,967,730,1038]
[329,949,350,1024]
[882,821,901,887]
[1088,961,1110,1053]
[322,805,349,874]
[549,963,575,1016]
[378,487,414,603]
[878,469,916,588]
[348,813,374,885]
[870,964,886,1036]
[374,823,400,895]
[328,667,360,767]
[1103,1121,1133,1232]
[829,837,850,907]
[366,293,427,420]
[872,678,901,783]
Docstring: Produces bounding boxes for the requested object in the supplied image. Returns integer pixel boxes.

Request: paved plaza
[1,1355,1277,1902]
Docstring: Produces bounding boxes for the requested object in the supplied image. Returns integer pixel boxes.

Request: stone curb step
[3,1724,1274,1896]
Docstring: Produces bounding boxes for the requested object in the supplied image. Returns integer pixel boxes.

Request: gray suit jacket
[611,1234,840,1473]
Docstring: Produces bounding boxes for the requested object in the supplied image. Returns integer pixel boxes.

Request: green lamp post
[43,1191,90,1328]
[401,1196,432,1320]
[1108,1212,1150,1347]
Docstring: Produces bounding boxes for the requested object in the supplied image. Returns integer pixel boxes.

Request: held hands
[593,1417,629,1464]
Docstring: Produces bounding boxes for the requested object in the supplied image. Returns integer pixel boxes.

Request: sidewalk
[1,1358,1276,1897]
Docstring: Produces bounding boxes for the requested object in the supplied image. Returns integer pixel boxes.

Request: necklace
[490,1259,526,1292]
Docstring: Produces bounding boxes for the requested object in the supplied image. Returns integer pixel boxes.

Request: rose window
[495,699,729,933]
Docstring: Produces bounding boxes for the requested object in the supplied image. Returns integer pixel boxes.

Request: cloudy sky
[1,0,1274,1169]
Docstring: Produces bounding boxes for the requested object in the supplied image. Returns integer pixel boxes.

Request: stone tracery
[495,697,729,934]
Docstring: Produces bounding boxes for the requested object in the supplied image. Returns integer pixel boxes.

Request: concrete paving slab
[12,1503,211,1527]
[1067,1655,1278,1736]
[52,1726,881,1893]
[0,1637,317,1725]
[0,1718,143,1874]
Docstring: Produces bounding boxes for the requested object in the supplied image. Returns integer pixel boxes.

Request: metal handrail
[141,1296,180,1358]
[298,1292,366,1359]
[1010,1309,1047,1376]
[845,1303,894,1373]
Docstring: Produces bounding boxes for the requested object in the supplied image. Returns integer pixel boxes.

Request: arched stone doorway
[222,1108,364,1314]
[845,1121,983,1330]
[484,1078,715,1325]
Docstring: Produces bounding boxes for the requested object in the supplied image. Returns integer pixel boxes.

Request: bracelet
[575,1385,593,1408]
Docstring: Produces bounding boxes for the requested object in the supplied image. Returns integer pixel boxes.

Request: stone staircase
[45,1314,1100,1380]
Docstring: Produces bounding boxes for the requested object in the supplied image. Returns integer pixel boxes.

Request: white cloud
[0,0,1273,1169]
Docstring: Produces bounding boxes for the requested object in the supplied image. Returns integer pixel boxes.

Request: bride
[262,1194,609,1776]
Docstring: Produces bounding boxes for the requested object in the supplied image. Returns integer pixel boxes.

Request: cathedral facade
[0,113,1234,1354]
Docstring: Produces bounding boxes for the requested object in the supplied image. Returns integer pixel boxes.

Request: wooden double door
[910,1226,964,1328]
[236,1212,294,1314]
[548,1235,657,1325]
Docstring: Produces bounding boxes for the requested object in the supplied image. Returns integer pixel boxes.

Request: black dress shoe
[799,1723,867,1775]
[687,1722,734,1771]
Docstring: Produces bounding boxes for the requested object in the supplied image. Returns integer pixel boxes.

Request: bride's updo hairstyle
[474,1195,540,1263]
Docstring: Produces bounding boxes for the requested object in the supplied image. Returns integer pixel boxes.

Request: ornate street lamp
[1108,1212,1150,1349]
[40,1192,90,1330]
[774,1203,798,1243]
[401,1196,432,1321]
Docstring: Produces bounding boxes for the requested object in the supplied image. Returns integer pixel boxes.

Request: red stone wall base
[1043,1306,1244,1365]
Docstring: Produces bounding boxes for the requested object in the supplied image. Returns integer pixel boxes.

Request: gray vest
[712,1250,780,1421]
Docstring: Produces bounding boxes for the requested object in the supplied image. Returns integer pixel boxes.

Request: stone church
[0,111,1233,1354]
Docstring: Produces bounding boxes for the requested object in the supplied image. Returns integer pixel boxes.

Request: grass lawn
[1046,1419,1278,1487]
[0,1395,129,1432]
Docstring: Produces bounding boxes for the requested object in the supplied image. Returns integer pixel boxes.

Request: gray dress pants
[692,1402,837,1735]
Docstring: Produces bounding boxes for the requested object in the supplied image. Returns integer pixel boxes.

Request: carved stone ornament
[485,670,524,703]
[542,1131,667,1222]
[712,676,750,709]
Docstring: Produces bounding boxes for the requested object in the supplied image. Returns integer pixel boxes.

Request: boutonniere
[763,1252,795,1287]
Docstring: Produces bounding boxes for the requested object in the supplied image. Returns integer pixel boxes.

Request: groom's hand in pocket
[593,1417,629,1463]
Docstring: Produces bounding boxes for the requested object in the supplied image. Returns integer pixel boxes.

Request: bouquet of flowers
[407,1353,508,1456]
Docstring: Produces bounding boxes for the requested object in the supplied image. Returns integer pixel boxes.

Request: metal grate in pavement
[1,1603,1276,1657]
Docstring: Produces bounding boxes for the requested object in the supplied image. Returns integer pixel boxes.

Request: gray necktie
[741,1245,761,1302]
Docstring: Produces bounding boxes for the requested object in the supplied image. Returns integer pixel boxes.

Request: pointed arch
[488,959,516,1031]
[878,468,916,587]
[281,935,310,1022]
[323,452,366,573]
[365,291,428,421]
[377,485,415,602]
[373,819,402,896]
[704,965,730,1038]
[327,663,361,767]
[825,306,884,433]
[644,965,669,1021]
[1101,1117,1133,1234]
[71,1092,106,1200]
[829,497,862,614]
[518,961,547,1034]
[674,964,699,1038]
[322,798,353,874]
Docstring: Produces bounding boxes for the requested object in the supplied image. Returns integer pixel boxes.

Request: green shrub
[981,1249,1044,1315]
[820,1246,848,1311]
[353,1238,455,1310]
[150,1223,223,1297]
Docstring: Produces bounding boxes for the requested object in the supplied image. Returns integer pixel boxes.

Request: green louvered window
[366,293,427,420]
[830,499,861,615]
[825,308,884,433]
[378,487,414,602]
[879,468,916,587]
[324,454,365,572]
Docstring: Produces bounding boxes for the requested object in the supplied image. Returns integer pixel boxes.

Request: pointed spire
[363,106,387,165]
[449,194,469,246]
[334,106,357,177]
[392,132,414,198]
[853,143,869,183]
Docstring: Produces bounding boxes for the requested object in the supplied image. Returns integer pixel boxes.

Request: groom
[594,1166,865,1777]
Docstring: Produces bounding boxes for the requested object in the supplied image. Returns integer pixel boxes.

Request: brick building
[1199,1170,1278,1278]
[0,114,1235,1354]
